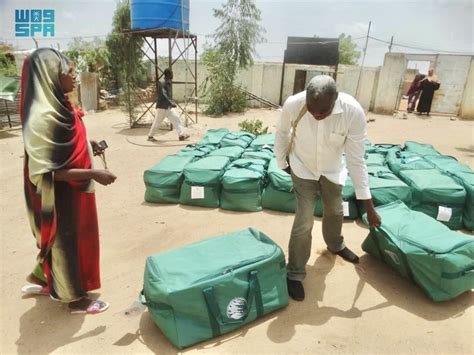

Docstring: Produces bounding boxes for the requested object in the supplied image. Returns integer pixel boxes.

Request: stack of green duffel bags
[361,140,473,301]
[385,141,471,231]
[144,129,278,211]
[145,134,473,231]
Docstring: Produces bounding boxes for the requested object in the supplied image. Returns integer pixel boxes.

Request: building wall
[150,53,473,119]
[460,58,474,120]
[432,55,471,114]
[373,52,473,117]
[373,53,407,114]
[152,60,379,111]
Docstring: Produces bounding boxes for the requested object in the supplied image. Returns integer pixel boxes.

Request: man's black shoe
[333,247,359,264]
[287,278,305,301]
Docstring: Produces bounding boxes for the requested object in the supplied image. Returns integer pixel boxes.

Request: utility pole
[388,36,394,52]
[32,37,38,49]
[355,21,371,99]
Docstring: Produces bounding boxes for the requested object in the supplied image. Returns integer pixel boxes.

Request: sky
[0,0,472,67]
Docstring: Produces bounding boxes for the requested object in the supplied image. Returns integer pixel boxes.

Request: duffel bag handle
[203,270,264,336]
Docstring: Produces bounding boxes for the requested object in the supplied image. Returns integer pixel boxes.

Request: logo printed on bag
[384,250,401,265]
[226,297,248,320]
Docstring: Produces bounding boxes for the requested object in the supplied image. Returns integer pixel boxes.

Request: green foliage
[338,33,361,65]
[105,0,145,90]
[64,37,108,73]
[213,0,265,70]
[203,0,265,116]
[238,119,269,136]
[0,51,17,77]
[201,49,247,115]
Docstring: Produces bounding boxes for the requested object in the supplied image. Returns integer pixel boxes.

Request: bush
[201,48,248,116]
[238,119,269,136]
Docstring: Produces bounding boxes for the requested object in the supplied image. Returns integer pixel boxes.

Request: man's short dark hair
[164,68,173,77]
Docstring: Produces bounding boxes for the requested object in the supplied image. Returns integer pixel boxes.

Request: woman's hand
[92,169,117,186]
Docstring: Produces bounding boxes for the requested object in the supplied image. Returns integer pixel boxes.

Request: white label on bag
[437,206,452,222]
[191,186,204,199]
[343,201,350,217]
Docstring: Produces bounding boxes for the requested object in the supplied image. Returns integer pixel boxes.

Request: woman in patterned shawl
[20,48,117,314]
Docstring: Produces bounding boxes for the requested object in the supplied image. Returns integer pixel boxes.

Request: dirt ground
[1,108,473,354]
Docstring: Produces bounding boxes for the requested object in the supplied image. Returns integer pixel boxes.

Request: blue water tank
[131,0,190,31]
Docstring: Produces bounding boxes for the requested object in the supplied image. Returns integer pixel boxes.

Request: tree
[64,38,108,73]
[202,0,265,116]
[0,50,17,77]
[338,33,361,65]
[105,0,145,90]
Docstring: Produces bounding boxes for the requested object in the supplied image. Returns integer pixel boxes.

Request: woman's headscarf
[20,48,91,188]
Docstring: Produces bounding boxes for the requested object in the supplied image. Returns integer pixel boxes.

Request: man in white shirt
[274,75,381,301]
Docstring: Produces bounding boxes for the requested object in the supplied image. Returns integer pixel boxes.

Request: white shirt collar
[331,95,343,115]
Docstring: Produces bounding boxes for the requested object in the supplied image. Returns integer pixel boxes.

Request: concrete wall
[460,58,474,120]
[373,52,474,116]
[79,72,99,112]
[148,52,473,118]
[373,53,407,114]
[148,60,379,111]
[432,55,471,114]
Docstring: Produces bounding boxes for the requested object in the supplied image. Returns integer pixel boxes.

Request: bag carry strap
[203,270,264,337]
[286,104,307,158]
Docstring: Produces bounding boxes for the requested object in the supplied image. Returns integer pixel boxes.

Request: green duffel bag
[364,139,376,153]
[220,132,256,148]
[143,227,288,348]
[208,146,244,161]
[180,156,231,208]
[373,143,402,156]
[448,171,474,231]
[357,166,412,215]
[144,155,195,203]
[404,141,441,156]
[314,176,358,219]
[241,147,274,166]
[365,153,386,166]
[220,160,266,212]
[262,158,295,213]
[198,128,230,145]
[362,201,474,302]
[175,144,217,159]
[249,134,275,148]
[386,150,435,175]
[399,169,466,230]
[423,155,472,174]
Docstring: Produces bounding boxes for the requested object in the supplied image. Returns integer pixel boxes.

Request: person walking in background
[274,75,381,302]
[148,68,190,142]
[417,69,440,116]
[20,48,116,314]
[406,73,425,113]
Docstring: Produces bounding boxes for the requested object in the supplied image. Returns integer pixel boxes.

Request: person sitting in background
[20,48,116,314]
[417,69,440,116]
[148,68,190,142]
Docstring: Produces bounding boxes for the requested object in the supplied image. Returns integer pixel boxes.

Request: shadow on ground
[16,294,106,354]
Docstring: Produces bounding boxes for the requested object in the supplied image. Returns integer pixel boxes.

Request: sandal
[70,299,110,315]
[21,284,49,296]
